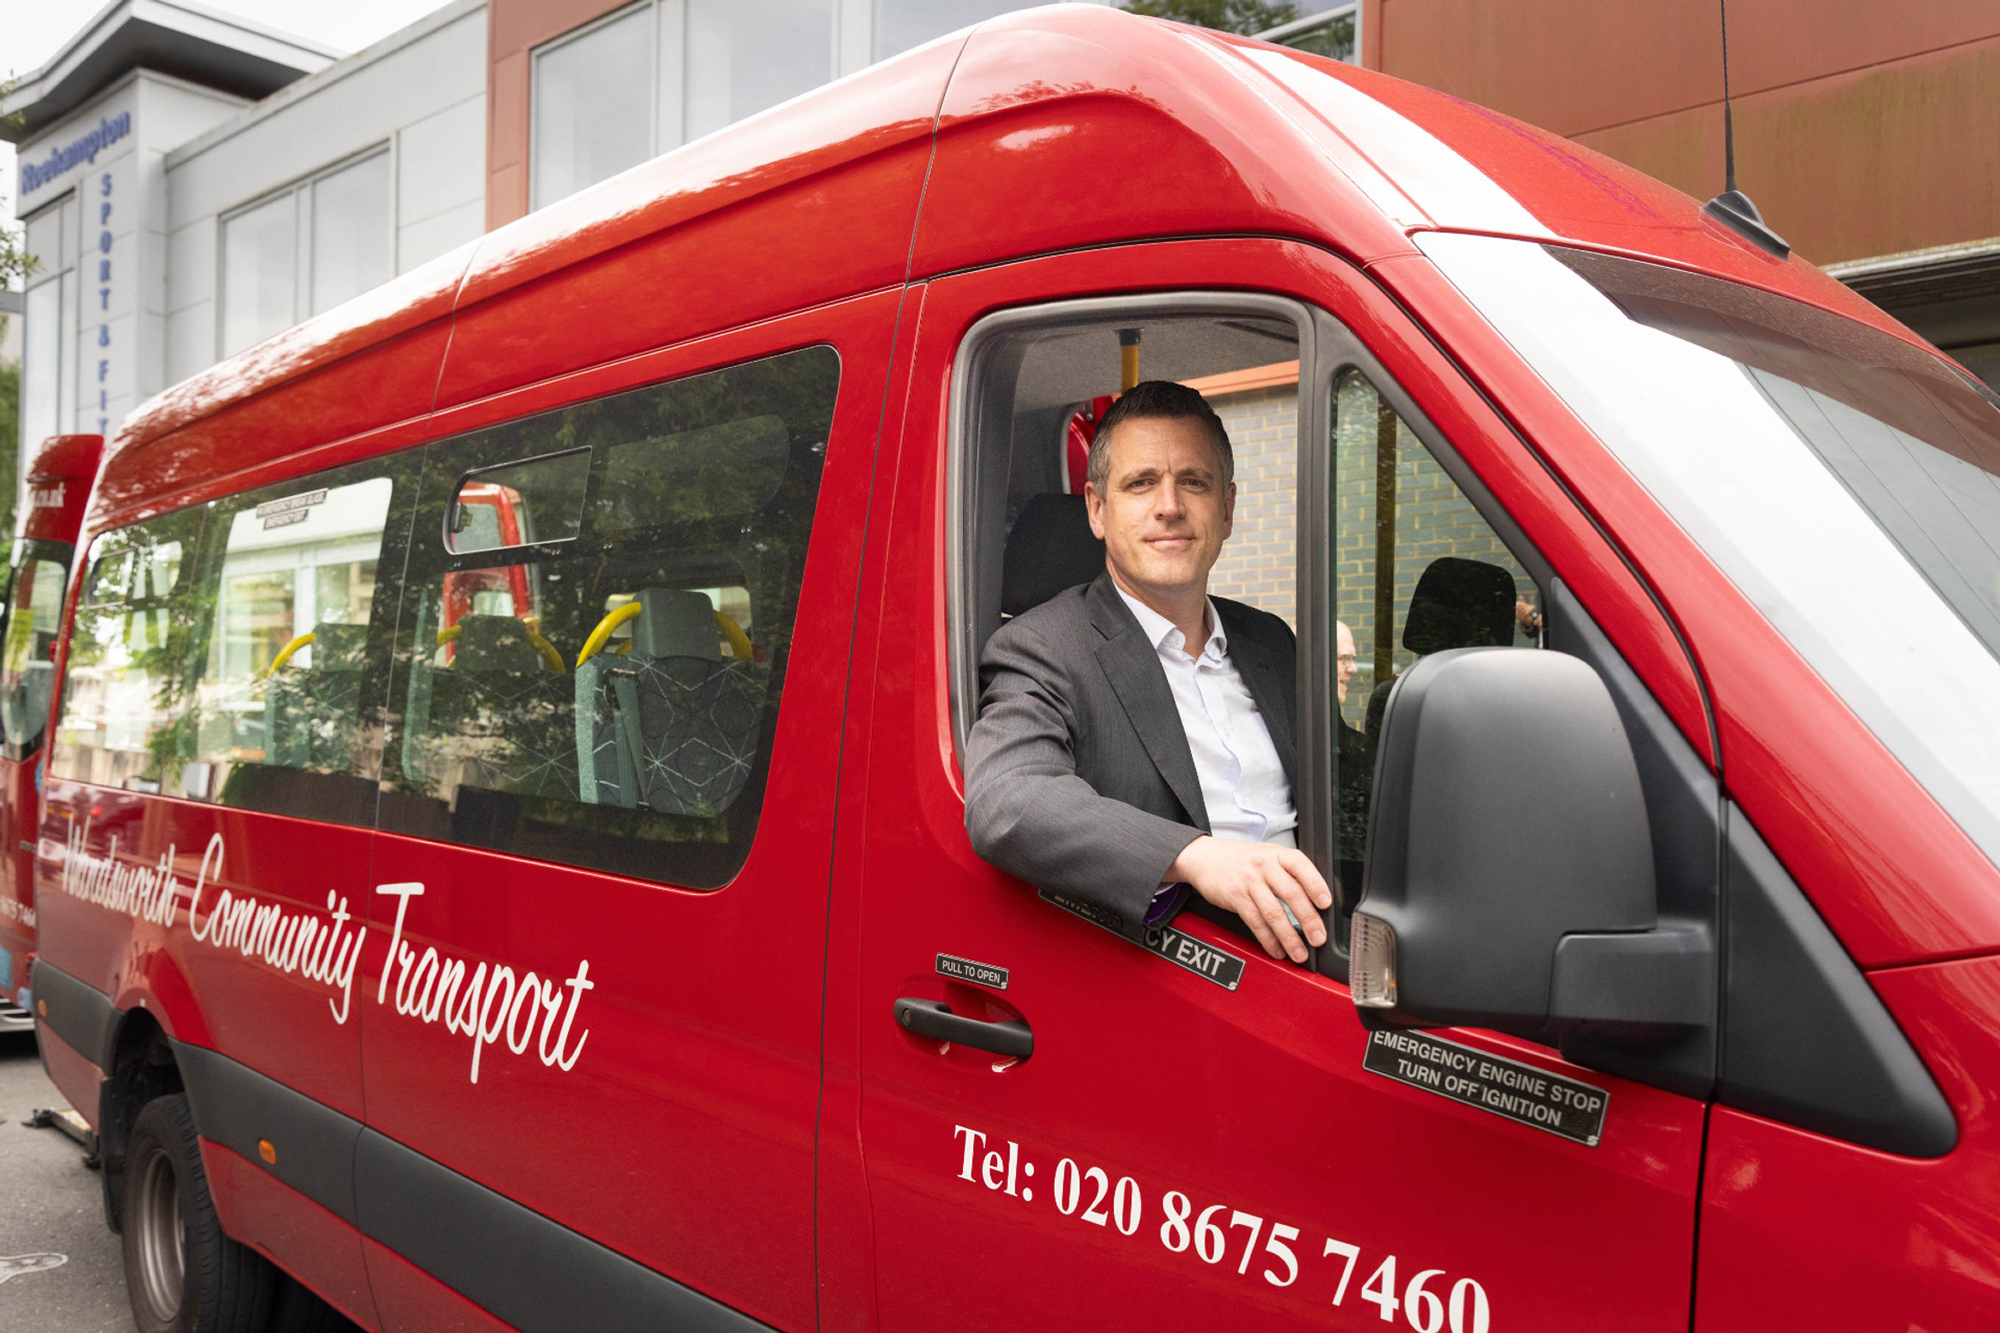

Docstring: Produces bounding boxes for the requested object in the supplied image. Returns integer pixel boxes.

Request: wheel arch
[98,1005,185,1232]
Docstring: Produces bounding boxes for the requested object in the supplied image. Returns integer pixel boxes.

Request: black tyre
[121,1093,278,1333]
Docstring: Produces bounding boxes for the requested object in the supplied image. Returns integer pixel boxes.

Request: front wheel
[121,1093,277,1333]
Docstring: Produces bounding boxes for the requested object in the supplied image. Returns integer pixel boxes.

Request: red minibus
[27,8,2000,1331]
[0,432,100,1028]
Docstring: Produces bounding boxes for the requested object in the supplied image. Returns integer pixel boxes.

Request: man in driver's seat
[965,380,1332,963]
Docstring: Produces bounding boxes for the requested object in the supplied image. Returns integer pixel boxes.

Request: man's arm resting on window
[964,621,1200,931]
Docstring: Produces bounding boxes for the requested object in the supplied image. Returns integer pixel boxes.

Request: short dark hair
[1088,380,1233,494]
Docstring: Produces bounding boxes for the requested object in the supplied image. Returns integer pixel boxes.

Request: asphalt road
[0,1031,131,1333]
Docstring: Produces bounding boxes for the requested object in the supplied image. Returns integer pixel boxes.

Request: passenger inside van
[965,380,1332,965]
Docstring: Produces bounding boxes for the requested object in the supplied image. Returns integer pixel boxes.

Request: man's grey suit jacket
[964,571,1298,942]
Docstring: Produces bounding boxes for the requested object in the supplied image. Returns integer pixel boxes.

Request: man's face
[1085,415,1234,607]
[1336,622,1357,705]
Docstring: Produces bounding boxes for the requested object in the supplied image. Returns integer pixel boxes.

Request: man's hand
[1169,837,1332,964]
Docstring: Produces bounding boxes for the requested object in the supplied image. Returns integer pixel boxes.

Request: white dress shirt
[1116,587,1297,848]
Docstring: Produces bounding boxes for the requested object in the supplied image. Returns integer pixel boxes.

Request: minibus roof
[102,3,1907,520]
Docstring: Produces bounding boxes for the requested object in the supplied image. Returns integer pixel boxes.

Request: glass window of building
[531,4,657,210]
[221,149,393,357]
[220,191,298,356]
[21,194,79,442]
[1261,5,1358,63]
[686,0,832,141]
[58,266,79,434]
[873,0,1020,61]
[309,149,393,315]
[22,278,64,446]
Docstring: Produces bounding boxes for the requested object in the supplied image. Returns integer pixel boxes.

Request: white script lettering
[374,881,591,1084]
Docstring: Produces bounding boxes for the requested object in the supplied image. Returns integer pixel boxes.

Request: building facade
[160,0,487,381]
[2,0,487,514]
[6,0,1993,481]
[0,1,1359,476]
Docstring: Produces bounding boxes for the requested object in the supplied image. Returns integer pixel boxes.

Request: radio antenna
[1720,0,1737,194]
[1701,0,1790,258]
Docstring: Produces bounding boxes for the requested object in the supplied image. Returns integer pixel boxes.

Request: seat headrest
[313,621,367,670]
[454,614,540,672]
[632,588,721,661]
[1002,494,1105,617]
[1402,557,1517,655]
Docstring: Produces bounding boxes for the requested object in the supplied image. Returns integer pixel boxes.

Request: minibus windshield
[1421,231,2000,868]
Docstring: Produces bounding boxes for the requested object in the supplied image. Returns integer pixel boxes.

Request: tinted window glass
[1,543,75,756]
[1329,370,1538,898]
[1422,231,2000,876]
[380,345,840,888]
[52,511,204,793]
[449,449,590,553]
[190,469,403,818]
[51,458,412,825]
[1546,245,2000,661]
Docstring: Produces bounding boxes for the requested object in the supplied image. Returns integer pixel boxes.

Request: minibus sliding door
[354,293,900,1333]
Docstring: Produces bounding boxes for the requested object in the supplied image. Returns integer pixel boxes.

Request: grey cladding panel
[30,960,118,1070]
[175,1042,361,1224]
[355,1129,774,1333]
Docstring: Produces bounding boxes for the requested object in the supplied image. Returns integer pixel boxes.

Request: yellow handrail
[576,601,751,665]
[574,601,642,666]
[435,622,565,673]
[262,631,316,678]
[715,611,753,662]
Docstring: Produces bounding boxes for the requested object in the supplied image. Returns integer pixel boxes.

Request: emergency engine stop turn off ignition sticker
[1363,1029,1609,1146]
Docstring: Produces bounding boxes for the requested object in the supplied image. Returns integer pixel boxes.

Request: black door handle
[894,998,1033,1058]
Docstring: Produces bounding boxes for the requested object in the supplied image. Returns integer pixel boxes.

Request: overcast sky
[3,0,454,258]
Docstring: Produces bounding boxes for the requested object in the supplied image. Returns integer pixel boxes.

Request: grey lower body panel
[356,1129,774,1333]
[30,959,116,1068]
[174,1034,774,1333]
[176,1044,362,1227]
[46,968,775,1333]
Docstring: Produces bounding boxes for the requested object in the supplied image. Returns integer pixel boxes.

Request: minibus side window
[951,305,1306,950]
[49,459,413,823]
[377,344,839,889]
[1328,370,1540,898]
[186,463,409,821]
[51,511,205,794]
[0,542,75,758]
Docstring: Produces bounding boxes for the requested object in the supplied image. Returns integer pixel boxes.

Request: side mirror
[1350,648,1709,1043]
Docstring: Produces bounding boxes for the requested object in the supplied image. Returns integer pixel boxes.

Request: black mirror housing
[1352,648,1701,1042]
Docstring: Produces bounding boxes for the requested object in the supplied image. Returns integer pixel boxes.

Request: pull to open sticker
[936,953,1009,990]
[1363,1028,1609,1146]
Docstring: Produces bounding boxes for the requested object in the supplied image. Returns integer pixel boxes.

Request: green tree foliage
[1120,0,1301,35]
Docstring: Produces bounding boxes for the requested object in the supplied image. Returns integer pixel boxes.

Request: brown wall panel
[1373,0,2000,138]
[1722,0,2000,98]
[1575,38,2000,265]
[1375,0,1721,137]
